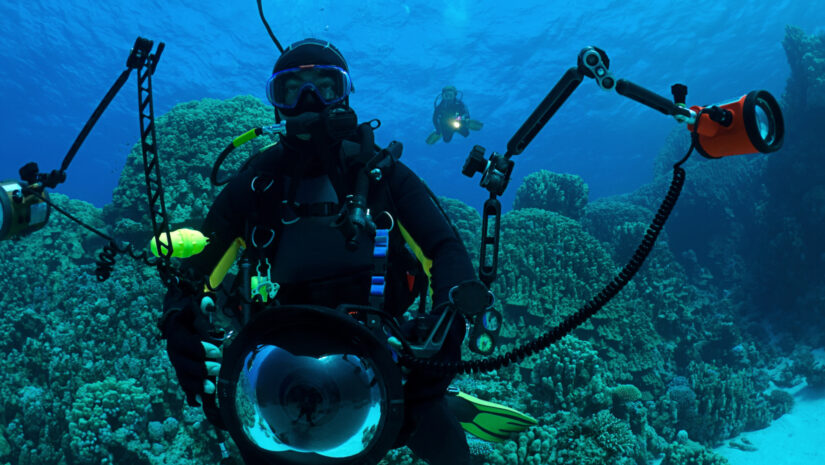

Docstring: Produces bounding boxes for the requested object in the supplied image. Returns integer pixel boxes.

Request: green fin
[466,119,484,131]
[446,389,537,443]
[426,132,442,144]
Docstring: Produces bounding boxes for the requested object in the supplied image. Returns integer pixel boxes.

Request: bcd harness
[203,124,436,327]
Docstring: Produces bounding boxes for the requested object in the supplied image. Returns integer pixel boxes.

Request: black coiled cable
[94,241,119,281]
[23,188,195,289]
[398,156,690,375]
[94,239,178,283]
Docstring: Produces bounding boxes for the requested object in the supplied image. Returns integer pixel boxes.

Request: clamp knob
[462,145,488,178]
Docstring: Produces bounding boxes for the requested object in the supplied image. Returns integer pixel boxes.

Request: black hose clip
[703,105,734,127]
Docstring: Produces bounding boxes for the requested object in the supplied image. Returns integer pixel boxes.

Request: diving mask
[266,64,353,110]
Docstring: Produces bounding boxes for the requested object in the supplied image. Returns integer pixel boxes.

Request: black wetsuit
[433,99,470,142]
[163,135,474,464]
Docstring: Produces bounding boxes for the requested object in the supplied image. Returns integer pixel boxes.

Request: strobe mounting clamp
[462,146,514,197]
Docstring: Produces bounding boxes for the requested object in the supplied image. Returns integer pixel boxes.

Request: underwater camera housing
[217,304,404,465]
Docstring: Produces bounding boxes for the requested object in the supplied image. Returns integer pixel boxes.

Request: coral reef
[438,195,482,266]
[630,131,764,292]
[581,198,657,262]
[737,26,825,342]
[0,193,217,464]
[67,377,151,464]
[480,410,646,465]
[660,437,730,465]
[782,25,825,114]
[513,170,589,220]
[492,207,616,327]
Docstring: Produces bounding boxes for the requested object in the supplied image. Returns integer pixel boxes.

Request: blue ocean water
[1,0,822,209]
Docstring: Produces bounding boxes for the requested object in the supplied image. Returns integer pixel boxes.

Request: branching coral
[581,198,657,262]
[683,361,770,443]
[481,410,644,465]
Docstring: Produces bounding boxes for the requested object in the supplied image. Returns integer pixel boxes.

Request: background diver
[426,85,483,144]
[159,39,506,465]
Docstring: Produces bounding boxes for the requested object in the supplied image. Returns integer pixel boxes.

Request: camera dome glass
[754,98,776,145]
[234,344,384,458]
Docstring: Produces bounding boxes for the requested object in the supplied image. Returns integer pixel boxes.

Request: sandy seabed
[715,385,825,465]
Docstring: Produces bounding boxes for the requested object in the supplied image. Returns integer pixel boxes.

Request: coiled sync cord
[397,139,696,376]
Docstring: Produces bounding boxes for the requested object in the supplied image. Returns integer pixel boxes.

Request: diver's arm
[387,161,476,307]
[158,177,247,406]
[161,179,246,315]
[184,184,245,284]
[432,108,441,131]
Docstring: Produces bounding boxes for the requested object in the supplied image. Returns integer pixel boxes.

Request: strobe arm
[615,79,694,121]
[462,45,701,290]
[506,67,586,157]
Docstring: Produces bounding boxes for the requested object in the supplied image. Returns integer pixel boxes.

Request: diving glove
[160,308,222,406]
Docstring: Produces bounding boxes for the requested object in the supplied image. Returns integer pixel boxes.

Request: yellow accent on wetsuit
[206,237,245,291]
[397,221,433,296]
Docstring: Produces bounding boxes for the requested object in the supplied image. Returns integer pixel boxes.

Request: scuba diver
[159,39,480,465]
[426,85,483,145]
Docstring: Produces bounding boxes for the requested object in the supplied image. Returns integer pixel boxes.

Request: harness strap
[292,202,339,217]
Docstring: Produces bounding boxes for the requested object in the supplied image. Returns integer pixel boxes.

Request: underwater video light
[688,90,784,158]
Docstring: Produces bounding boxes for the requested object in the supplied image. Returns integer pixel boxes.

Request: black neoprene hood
[273,38,349,73]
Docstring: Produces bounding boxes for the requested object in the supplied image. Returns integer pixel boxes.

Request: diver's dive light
[686,90,784,158]
[451,114,463,129]
[0,180,50,241]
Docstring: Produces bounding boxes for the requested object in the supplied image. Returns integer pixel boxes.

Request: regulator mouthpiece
[688,90,784,158]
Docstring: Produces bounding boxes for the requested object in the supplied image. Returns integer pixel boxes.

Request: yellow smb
[149,228,209,258]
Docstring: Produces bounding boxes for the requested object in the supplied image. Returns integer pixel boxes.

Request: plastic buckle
[250,258,279,303]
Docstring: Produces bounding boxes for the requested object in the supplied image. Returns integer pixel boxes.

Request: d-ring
[250,176,274,192]
[281,200,300,225]
[250,226,276,248]
[375,210,395,231]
